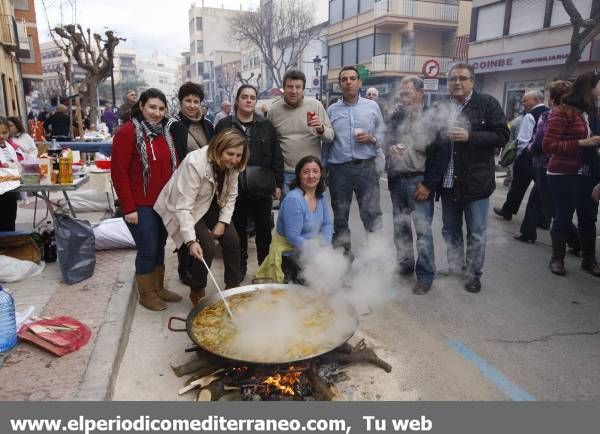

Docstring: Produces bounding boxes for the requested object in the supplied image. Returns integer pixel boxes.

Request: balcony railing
[0,15,17,50]
[371,53,453,74]
[374,0,458,22]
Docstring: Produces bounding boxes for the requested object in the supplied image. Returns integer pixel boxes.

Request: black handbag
[239,165,276,199]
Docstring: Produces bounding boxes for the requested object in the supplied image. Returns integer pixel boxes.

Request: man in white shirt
[493,90,549,235]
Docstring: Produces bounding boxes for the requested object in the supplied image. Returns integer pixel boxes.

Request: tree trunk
[87,77,99,128]
[558,48,583,80]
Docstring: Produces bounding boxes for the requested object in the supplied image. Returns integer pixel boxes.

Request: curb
[75,252,137,400]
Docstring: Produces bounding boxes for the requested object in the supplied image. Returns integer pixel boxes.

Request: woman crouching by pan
[255,156,333,284]
[154,129,249,306]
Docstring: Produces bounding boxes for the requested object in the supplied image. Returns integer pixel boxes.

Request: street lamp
[313,55,323,102]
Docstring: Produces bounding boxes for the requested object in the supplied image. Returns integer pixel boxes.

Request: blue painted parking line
[448,339,536,401]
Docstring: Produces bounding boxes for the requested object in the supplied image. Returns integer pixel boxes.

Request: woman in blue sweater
[255,156,332,283]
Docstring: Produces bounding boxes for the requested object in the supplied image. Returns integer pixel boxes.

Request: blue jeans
[127,206,168,274]
[328,158,382,253]
[441,194,490,281]
[282,171,296,197]
[388,175,435,284]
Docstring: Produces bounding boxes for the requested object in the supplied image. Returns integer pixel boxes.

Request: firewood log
[321,348,392,373]
[171,357,220,377]
[305,369,336,401]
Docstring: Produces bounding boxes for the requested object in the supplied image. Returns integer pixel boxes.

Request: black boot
[580,232,600,277]
[549,232,566,276]
[566,224,581,257]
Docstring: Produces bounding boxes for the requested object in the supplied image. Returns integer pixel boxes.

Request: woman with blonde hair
[155,128,249,305]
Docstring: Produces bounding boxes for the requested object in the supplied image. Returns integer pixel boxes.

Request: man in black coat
[438,63,509,293]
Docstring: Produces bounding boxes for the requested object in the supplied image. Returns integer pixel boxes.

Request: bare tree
[53,25,125,123]
[558,0,600,79]
[229,0,318,89]
[237,72,262,92]
[218,61,241,101]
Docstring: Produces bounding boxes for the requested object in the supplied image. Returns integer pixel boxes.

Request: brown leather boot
[136,272,167,311]
[154,265,183,302]
[580,235,600,277]
[189,287,206,306]
[549,232,566,276]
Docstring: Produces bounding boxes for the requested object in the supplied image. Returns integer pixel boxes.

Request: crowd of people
[106,62,600,312]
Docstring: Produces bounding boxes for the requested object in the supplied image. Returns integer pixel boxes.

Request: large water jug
[0,286,17,352]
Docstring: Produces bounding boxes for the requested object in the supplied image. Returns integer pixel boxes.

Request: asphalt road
[113,174,600,401]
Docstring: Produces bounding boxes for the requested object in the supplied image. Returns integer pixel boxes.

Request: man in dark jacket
[165,82,215,285]
[439,63,509,293]
[43,104,71,140]
[386,76,449,295]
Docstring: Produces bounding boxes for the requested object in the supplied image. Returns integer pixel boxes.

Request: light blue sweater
[276,188,333,248]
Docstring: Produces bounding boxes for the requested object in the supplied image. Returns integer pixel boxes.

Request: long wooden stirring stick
[200,257,234,318]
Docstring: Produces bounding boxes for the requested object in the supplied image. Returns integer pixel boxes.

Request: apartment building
[0,0,28,117]
[187,4,243,103]
[469,0,600,119]
[137,55,179,103]
[327,0,471,110]
[113,49,137,85]
[13,0,42,113]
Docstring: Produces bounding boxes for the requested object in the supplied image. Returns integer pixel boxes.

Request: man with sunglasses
[438,63,509,293]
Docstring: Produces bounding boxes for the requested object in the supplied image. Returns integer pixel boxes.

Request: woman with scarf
[166,82,215,286]
[112,88,182,311]
[542,71,600,277]
[154,129,249,306]
[215,84,283,279]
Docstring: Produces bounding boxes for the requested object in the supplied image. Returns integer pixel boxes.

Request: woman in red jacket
[111,88,182,311]
[542,71,600,277]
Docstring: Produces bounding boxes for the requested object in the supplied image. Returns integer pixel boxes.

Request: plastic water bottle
[0,286,17,352]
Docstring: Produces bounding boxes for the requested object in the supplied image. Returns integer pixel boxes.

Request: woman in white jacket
[8,117,37,157]
[154,128,249,305]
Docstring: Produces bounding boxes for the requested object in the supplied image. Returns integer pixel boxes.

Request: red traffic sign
[422,59,440,78]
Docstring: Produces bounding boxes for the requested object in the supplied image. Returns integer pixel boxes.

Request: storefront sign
[470,44,592,73]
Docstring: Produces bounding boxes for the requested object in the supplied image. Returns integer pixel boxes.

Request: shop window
[509,0,545,34]
[343,39,357,66]
[330,0,343,24]
[358,35,374,64]
[329,44,342,69]
[551,0,592,26]
[476,2,505,40]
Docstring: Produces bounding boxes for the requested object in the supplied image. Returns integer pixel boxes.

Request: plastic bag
[93,218,135,250]
[57,189,112,212]
[54,213,96,284]
[0,255,45,282]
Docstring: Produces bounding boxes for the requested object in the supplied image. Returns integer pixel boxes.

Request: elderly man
[325,66,385,257]
[494,91,549,236]
[213,101,232,125]
[118,89,137,124]
[366,87,379,101]
[439,63,509,293]
[386,76,449,294]
[268,69,334,193]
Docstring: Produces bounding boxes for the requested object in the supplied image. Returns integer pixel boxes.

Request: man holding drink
[438,63,509,293]
[325,66,385,257]
[385,76,449,294]
[268,70,334,194]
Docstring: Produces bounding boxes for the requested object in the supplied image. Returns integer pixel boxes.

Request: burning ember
[173,339,392,401]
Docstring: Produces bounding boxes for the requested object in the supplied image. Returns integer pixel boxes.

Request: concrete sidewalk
[0,195,137,401]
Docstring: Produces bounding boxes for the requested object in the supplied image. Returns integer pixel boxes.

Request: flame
[263,371,303,396]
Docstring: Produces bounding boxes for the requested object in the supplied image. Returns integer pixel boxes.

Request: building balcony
[374,0,458,23]
[0,15,17,51]
[371,53,453,75]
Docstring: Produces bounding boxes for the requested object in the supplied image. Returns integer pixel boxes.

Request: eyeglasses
[449,76,473,83]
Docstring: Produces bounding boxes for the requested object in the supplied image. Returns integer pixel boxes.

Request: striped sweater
[542,106,586,174]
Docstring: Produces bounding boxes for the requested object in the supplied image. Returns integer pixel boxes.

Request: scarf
[132,117,178,196]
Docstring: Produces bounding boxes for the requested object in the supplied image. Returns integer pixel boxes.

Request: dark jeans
[189,218,242,289]
[232,195,273,266]
[328,158,382,253]
[0,191,18,231]
[127,206,168,274]
[441,193,490,281]
[519,166,553,240]
[388,174,435,284]
[548,174,599,239]
[502,151,535,215]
